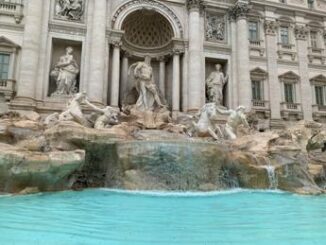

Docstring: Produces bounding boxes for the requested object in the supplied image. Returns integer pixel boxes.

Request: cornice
[0,22,24,32]
[251,0,326,17]
[48,22,87,36]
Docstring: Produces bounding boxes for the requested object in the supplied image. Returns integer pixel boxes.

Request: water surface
[0,189,325,245]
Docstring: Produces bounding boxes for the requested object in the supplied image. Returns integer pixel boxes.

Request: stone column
[172,51,181,112]
[229,1,251,110]
[15,0,43,105]
[120,52,130,103]
[230,18,238,108]
[110,41,121,107]
[182,48,189,112]
[264,20,281,120]
[158,56,166,97]
[87,0,107,104]
[35,0,51,101]
[295,25,313,120]
[187,0,204,112]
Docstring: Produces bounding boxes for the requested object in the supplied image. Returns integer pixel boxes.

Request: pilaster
[295,25,313,120]
[228,1,251,110]
[264,20,281,119]
[14,0,44,107]
[187,0,204,111]
[87,0,107,104]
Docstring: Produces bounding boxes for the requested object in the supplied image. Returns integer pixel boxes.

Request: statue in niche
[206,14,225,41]
[50,46,79,97]
[128,56,165,111]
[55,0,84,21]
[205,64,228,106]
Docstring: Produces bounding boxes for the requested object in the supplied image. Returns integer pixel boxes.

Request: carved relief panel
[54,0,85,22]
[205,12,226,42]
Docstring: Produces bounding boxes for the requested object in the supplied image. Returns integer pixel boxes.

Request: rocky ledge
[0,113,325,195]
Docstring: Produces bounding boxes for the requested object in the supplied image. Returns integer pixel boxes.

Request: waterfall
[262,157,278,189]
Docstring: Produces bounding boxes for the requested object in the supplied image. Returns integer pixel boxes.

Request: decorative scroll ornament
[264,20,278,36]
[206,13,225,41]
[228,2,250,21]
[54,0,85,21]
[294,25,309,40]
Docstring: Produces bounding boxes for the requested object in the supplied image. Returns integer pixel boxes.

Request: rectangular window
[308,0,314,9]
[315,86,325,106]
[280,26,289,45]
[248,21,259,41]
[252,80,262,101]
[310,31,318,48]
[284,83,295,103]
[0,53,10,80]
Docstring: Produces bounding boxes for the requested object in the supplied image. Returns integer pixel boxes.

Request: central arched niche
[121,9,174,51]
[116,9,182,109]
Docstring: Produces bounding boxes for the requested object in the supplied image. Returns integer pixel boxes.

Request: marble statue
[205,64,228,105]
[51,46,79,97]
[84,100,120,129]
[192,103,223,140]
[45,92,120,129]
[58,92,90,127]
[215,106,250,140]
[55,0,84,21]
[128,56,165,111]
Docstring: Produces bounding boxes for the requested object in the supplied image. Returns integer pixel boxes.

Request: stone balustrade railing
[249,40,262,47]
[312,104,326,112]
[281,102,302,111]
[0,0,23,23]
[252,100,269,108]
[0,79,16,101]
[277,42,295,50]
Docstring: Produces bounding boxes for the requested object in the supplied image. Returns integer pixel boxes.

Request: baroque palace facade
[1,0,326,126]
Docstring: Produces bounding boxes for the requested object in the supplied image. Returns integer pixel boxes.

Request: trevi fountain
[0,0,326,244]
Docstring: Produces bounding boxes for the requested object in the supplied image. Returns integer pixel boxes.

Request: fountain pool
[0,189,325,245]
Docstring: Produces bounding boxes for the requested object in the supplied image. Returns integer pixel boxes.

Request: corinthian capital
[264,20,278,36]
[187,0,204,11]
[228,1,251,21]
[294,25,309,40]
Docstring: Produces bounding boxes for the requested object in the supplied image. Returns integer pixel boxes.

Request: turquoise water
[0,189,326,245]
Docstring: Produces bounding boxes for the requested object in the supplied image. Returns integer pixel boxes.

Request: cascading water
[262,157,278,189]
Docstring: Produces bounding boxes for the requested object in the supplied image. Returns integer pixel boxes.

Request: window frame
[279,72,300,105]
[310,30,318,49]
[280,26,290,46]
[0,36,21,81]
[284,82,295,104]
[250,68,268,103]
[310,75,326,107]
[248,21,259,42]
[314,85,325,106]
[0,53,10,80]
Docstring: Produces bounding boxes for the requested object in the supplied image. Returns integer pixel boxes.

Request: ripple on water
[0,189,325,245]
